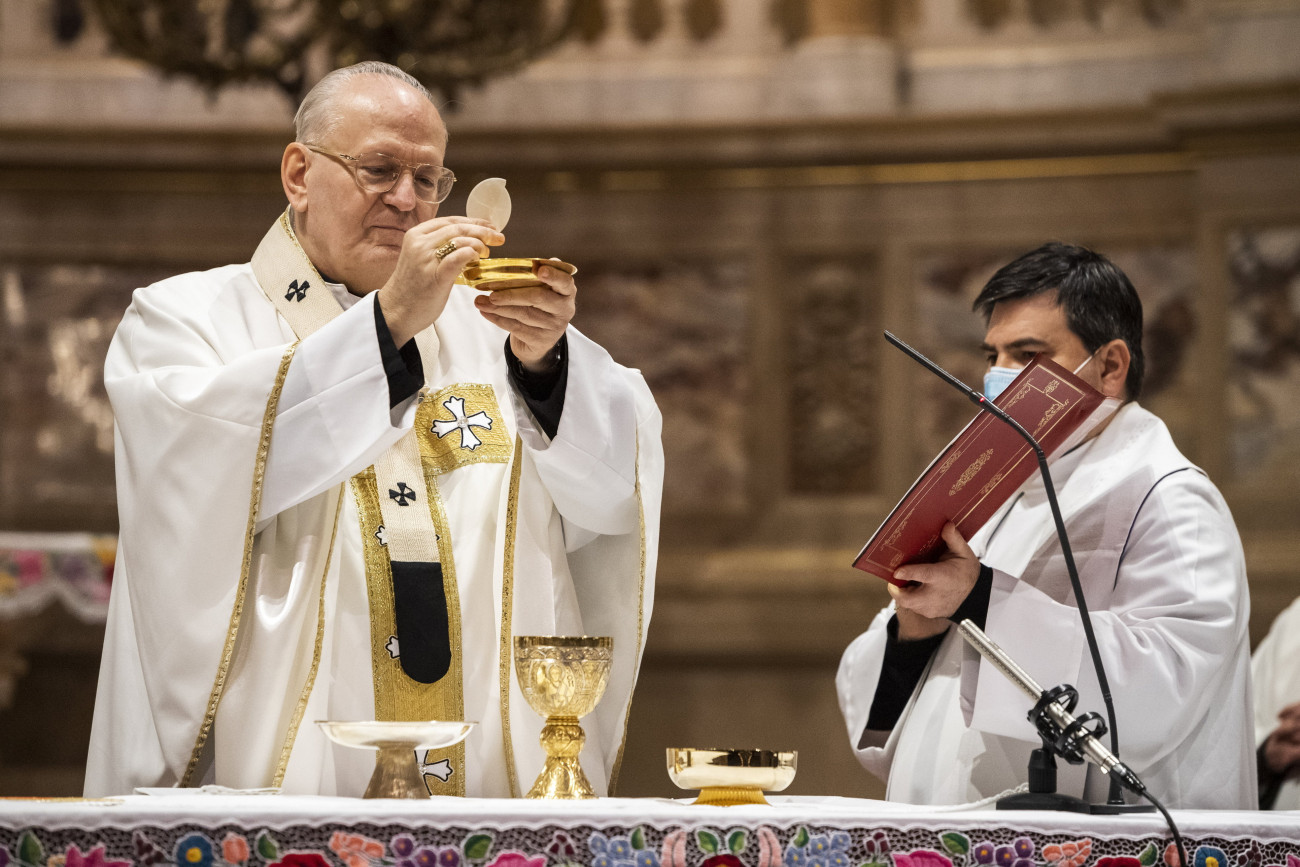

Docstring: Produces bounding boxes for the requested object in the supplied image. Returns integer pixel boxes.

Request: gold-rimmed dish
[462,258,577,291]
[667,747,797,806]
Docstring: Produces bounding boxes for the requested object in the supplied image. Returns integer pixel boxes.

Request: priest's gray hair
[294,61,446,147]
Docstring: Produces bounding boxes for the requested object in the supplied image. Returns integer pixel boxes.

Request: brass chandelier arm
[82,0,582,103]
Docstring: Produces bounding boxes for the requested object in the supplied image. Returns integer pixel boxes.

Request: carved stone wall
[574,261,751,514]
[0,264,167,531]
[1226,226,1300,496]
[786,257,881,495]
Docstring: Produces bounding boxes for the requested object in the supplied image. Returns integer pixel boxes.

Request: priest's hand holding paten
[372,213,502,347]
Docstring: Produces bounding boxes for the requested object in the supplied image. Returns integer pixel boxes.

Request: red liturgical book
[853,355,1120,587]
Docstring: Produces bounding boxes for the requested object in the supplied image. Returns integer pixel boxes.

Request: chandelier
[74,0,583,103]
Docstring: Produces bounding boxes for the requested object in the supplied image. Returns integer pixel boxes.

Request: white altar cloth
[1,794,1297,867]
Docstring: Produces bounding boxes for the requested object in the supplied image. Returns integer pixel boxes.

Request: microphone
[883,330,1044,455]
[883,329,1135,810]
[957,619,1146,796]
[960,616,1192,867]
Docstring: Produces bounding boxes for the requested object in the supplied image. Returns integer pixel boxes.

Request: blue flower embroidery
[590,834,639,867]
[1195,848,1228,867]
[175,835,214,867]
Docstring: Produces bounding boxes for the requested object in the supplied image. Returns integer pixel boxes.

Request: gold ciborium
[513,635,612,799]
[667,747,797,806]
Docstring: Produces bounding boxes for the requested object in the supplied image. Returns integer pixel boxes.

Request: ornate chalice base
[462,258,577,291]
[317,720,475,799]
[513,635,613,799]
[667,747,797,806]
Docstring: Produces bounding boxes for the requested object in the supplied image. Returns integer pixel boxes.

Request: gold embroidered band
[182,341,299,787]
[248,209,467,795]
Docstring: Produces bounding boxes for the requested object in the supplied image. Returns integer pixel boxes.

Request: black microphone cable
[1143,791,1187,867]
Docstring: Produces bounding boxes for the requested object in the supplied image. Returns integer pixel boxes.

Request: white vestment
[837,403,1256,809]
[1252,596,1300,810]
[86,219,663,798]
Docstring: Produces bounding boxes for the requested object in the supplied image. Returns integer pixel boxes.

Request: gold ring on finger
[434,240,458,261]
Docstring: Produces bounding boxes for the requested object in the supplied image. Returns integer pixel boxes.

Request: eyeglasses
[305,144,457,204]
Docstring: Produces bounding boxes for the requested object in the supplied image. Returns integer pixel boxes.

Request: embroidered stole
[249,210,513,795]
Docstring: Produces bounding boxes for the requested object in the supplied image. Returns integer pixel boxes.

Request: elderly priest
[85,62,663,798]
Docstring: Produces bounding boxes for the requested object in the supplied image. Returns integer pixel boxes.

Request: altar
[1,796,1297,867]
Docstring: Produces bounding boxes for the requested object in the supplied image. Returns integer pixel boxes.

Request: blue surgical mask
[983,350,1098,403]
[983,366,1020,402]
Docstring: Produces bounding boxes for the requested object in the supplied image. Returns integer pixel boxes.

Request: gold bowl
[667,747,797,806]
[462,257,577,291]
[513,635,613,799]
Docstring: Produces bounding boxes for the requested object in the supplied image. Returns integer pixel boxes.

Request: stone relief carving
[0,263,167,530]
[1227,227,1300,485]
[786,258,878,495]
[571,260,749,514]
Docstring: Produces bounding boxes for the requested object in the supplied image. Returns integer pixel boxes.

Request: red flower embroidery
[892,851,954,867]
[271,853,332,867]
[65,846,130,867]
[1096,859,1143,867]
[701,856,745,867]
[485,853,546,867]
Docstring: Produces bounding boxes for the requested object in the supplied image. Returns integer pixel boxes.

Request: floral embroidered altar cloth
[0,532,115,623]
[1,796,1296,867]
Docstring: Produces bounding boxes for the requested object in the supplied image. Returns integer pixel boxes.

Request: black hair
[972,242,1145,400]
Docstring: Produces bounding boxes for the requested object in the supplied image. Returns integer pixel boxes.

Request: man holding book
[837,243,1255,808]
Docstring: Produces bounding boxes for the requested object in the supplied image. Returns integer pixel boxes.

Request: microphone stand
[958,619,1186,867]
[884,330,1148,813]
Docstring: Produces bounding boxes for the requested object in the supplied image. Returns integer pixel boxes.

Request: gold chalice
[667,747,797,806]
[513,635,613,799]
[462,258,577,292]
[317,720,474,799]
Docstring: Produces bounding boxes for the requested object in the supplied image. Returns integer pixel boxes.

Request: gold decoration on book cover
[950,449,993,496]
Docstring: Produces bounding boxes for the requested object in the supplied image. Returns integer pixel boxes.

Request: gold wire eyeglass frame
[305,144,457,204]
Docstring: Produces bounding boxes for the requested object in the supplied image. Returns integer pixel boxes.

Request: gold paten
[462,258,577,291]
[513,635,613,799]
[667,747,797,806]
[317,720,474,799]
